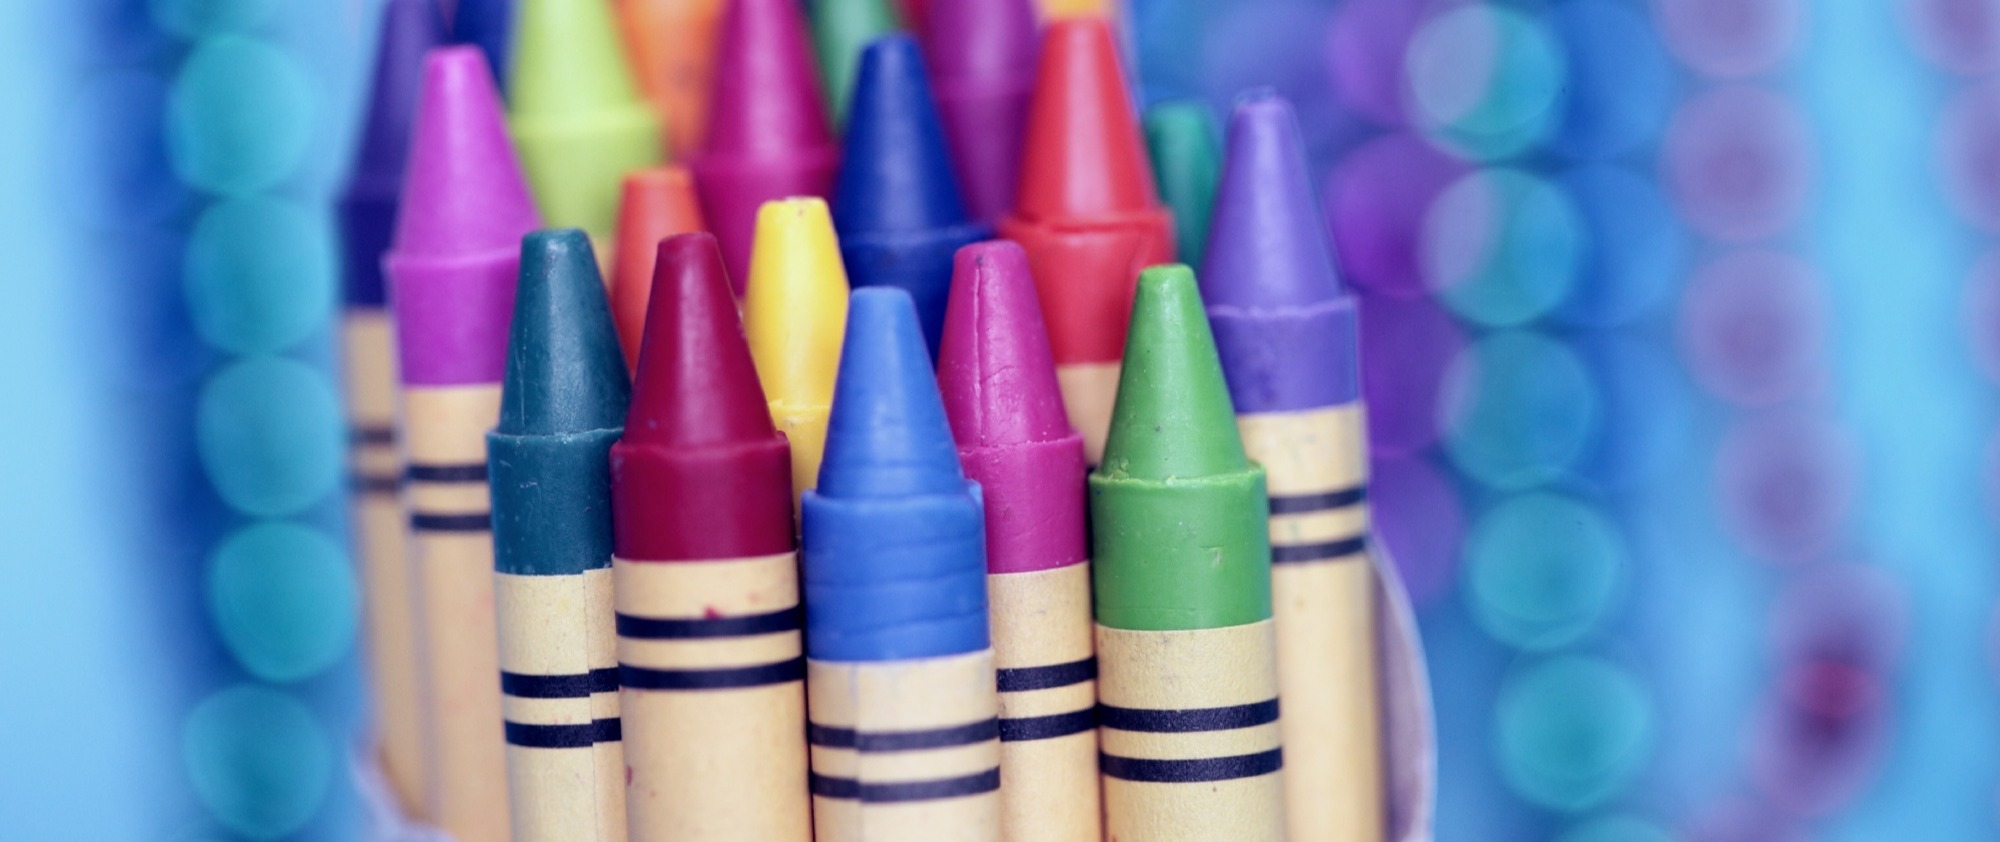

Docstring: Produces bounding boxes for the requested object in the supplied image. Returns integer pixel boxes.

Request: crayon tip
[452,0,517,91]
[937,241,1072,451]
[393,47,540,260]
[706,0,834,154]
[817,288,968,498]
[498,229,631,436]
[833,35,972,236]
[1100,264,1248,481]
[744,198,849,412]
[1143,99,1222,269]
[1013,18,1159,222]
[1200,90,1343,311]
[340,0,448,308]
[626,232,776,449]
[808,0,902,124]
[612,167,707,367]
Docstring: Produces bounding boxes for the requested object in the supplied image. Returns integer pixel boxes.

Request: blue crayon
[453,0,517,94]
[801,288,1002,839]
[830,36,992,360]
[487,230,631,841]
[1198,90,1381,842]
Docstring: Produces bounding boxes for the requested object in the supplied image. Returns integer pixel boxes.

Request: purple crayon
[336,0,445,815]
[923,0,1037,223]
[383,45,542,842]
[690,0,840,290]
[1200,90,1380,842]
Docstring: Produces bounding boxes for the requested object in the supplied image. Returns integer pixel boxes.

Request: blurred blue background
[7,0,2000,839]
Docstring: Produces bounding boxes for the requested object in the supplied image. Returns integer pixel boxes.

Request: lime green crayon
[808,0,902,126]
[510,0,666,258]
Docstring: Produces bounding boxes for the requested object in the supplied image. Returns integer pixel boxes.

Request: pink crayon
[936,240,1102,841]
[383,45,542,842]
[690,0,840,290]
[923,0,1038,223]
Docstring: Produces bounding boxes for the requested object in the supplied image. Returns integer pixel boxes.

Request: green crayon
[808,0,901,126]
[1143,101,1223,270]
[1091,264,1285,842]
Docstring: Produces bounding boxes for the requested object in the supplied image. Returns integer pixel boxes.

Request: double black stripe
[505,717,622,748]
[1268,485,1366,515]
[410,512,492,532]
[809,719,999,751]
[351,472,403,494]
[996,657,1096,692]
[809,769,1001,803]
[620,657,805,690]
[406,462,489,483]
[1098,699,1279,733]
[616,606,802,639]
[999,710,1096,742]
[501,668,620,699]
[1271,535,1368,564]
[1100,749,1282,783]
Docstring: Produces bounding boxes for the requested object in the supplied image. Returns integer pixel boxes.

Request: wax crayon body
[692,0,841,286]
[1090,266,1285,842]
[923,0,1036,223]
[1143,101,1222,270]
[610,167,707,368]
[613,233,813,841]
[617,0,726,156]
[937,242,1099,842]
[1000,19,1174,463]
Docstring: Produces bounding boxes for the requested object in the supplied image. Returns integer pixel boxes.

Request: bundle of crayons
[338,1,1421,840]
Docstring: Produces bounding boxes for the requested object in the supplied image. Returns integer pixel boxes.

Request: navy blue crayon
[801,288,1002,840]
[454,0,517,93]
[830,35,992,360]
[487,230,630,841]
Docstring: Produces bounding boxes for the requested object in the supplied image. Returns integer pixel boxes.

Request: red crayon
[611,233,813,841]
[998,18,1173,463]
[611,166,708,369]
[690,0,840,289]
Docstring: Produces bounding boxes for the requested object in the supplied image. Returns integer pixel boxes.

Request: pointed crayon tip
[452,0,517,91]
[612,167,708,367]
[833,35,972,236]
[617,0,727,157]
[393,47,540,260]
[818,288,969,499]
[938,241,1074,451]
[340,0,448,308]
[808,0,902,124]
[1014,18,1158,222]
[1101,264,1249,481]
[705,0,834,153]
[509,0,652,116]
[744,197,850,411]
[627,232,777,448]
[1200,90,1342,310]
[499,229,631,435]
[1143,99,1222,269]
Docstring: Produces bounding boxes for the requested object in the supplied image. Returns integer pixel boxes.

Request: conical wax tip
[937,240,1072,450]
[1100,263,1249,482]
[817,288,968,499]
[627,232,778,448]
[1199,89,1343,311]
[499,229,631,435]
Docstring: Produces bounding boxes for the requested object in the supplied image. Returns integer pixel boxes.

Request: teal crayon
[488,230,630,841]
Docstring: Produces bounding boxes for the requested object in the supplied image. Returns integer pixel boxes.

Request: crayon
[453,0,517,92]
[743,197,849,499]
[1143,100,1222,270]
[488,230,631,842]
[610,167,707,368]
[896,0,929,34]
[616,0,726,156]
[807,0,902,126]
[611,232,812,842]
[803,288,1001,842]
[385,46,541,842]
[831,35,991,359]
[337,0,445,814]
[692,0,841,286]
[921,0,1036,223]
[1091,265,1285,842]
[508,0,665,261]
[936,242,1099,842]
[1201,92,1382,842]
[999,18,1174,464]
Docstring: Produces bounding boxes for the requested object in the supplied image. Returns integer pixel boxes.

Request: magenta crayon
[922,0,1037,223]
[385,45,542,842]
[691,0,841,289]
[936,241,1099,842]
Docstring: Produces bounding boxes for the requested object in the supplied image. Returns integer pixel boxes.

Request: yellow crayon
[742,197,850,500]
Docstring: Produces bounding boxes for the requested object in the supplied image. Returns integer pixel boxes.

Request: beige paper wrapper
[1055,362,1121,465]
[989,564,1101,842]
[496,569,625,842]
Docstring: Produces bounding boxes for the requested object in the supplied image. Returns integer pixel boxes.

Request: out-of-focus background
[5,0,1997,838]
